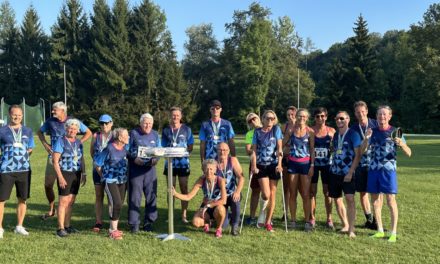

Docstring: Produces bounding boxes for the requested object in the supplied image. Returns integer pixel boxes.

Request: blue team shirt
[314,131,332,167]
[40,117,88,148]
[53,137,83,172]
[199,119,235,160]
[92,132,113,160]
[288,131,311,161]
[128,127,161,168]
[369,126,404,172]
[216,157,237,196]
[252,126,283,166]
[161,124,194,169]
[201,176,222,203]
[95,143,129,184]
[0,126,35,173]
[330,129,361,176]
[350,118,378,167]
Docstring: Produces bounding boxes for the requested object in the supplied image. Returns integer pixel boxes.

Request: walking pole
[239,172,253,234]
[280,171,288,232]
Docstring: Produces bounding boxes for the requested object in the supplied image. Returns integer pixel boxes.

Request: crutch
[239,172,253,234]
[280,171,288,232]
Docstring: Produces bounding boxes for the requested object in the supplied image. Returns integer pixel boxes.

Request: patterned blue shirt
[128,127,161,168]
[330,129,361,176]
[200,176,222,204]
[40,117,88,148]
[53,137,83,172]
[95,143,129,184]
[369,126,404,172]
[288,131,311,162]
[161,124,194,169]
[252,126,283,166]
[199,119,235,160]
[350,118,378,167]
[0,126,35,173]
[216,157,237,196]
[92,132,113,160]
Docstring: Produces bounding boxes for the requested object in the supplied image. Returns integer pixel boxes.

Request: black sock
[365,213,373,222]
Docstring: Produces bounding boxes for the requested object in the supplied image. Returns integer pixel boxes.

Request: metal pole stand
[156,156,190,241]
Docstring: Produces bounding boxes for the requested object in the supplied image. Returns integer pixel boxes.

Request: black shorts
[200,203,216,219]
[57,171,81,196]
[312,166,330,184]
[0,171,31,201]
[328,173,356,198]
[255,164,280,181]
[355,166,369,192]
[93,168,104,186]
[163,167,190,177]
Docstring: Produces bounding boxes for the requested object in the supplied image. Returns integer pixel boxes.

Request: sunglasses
[335,117,346,121]
[265,116,275,121]
[99,121,111,125]
[248,117,256,124]
[315,114,326,118]
[210,106,221,110]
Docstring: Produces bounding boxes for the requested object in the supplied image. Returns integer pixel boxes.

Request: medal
[171,125,181,147]
[211,120,221,142]
[336,149,342,155]
[213,135,219,141]
[73,156,78,162]
[13,142,24,148]
[9,126,23,148]
[172,142,177,147]
[336,128,349,156]
[66,138,79,162]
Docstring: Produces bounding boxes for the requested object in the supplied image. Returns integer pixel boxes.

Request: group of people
[0,99,411,242]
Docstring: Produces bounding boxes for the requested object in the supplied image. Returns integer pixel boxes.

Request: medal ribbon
[171,125,181,146]
[211,119,221,138]
[66,137,78,160]
[337,128,349,153]
[206,178,216,201]
[9,126,22,144]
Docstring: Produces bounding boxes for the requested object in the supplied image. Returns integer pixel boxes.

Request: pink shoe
[265,224,274,232]
[109,230,123,240]
[203,224,210,233]
[215,228,222,238]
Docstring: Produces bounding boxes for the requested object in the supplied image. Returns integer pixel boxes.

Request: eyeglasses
[247,117,256,124]
[210,106,221,110]
[335,117,346,121]
[265,116,275,121]
[315,114,326,119]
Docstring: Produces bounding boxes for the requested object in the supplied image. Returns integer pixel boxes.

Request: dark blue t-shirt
[128,127,161,170]
[252,126,283,166]
[199,119,235,160]
[95,143,129,184]
[369,126,404,172]
[161,124,194,169]
[53,137,83,172]
[350,118,378,167]
[330,128,361,176]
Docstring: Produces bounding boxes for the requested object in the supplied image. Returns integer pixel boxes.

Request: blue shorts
[93,169,104,185]
[367,169,397,194]
[287,160,310,175]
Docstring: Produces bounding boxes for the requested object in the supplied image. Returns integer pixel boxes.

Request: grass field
[0,135,439,263]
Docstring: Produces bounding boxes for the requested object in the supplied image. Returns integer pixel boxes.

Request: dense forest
[0,0,439,133]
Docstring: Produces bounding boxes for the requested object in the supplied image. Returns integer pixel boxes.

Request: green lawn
[0,135,439,263]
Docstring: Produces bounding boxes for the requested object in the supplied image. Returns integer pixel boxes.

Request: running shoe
[288,221,296,229]
[143,223,153,232]
[245,217,257,226]
[56,229,69,238]
[203,224,210,233]
[310,219,316,228]
[370,231,385,239]
[182,217,189,224]
[326,220,335,230]
[92,223,103,233]
[0,228,4,239]
[265,223,274,233]
[304,222,313,232]
[215,228,222,238]
[109,229,123,240]
[14,226,29,236]
[388,234,397,243]
[231,226,239,236]
[130,225,139,234]
[65,226,79,234]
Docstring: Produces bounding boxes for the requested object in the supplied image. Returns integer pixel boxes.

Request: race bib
[315,147,328,159]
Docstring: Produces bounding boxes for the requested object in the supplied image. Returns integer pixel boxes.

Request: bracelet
[310,164,315,167]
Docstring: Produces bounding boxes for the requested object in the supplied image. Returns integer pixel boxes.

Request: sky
[7,0,438,59]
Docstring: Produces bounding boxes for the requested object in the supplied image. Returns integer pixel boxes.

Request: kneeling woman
[52,119,86,238]
[173,159,227,238]
[95,128,129,240]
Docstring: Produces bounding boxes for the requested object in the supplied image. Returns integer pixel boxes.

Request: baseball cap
[210,100,222,108]
[99,114,112,123]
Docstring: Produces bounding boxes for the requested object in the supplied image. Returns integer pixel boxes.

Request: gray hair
[377,105,393,115]
[139,113,154,124]
[65,118,80,130]
[53,101,67,113]
[202,159,218,171]
[112,127,128,141]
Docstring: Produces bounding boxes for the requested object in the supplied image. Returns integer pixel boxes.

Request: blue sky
[8,0,437,59]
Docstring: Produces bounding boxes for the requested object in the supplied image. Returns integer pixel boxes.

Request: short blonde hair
[246,113,262,130]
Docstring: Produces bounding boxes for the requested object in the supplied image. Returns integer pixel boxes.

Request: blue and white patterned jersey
[216,157,237,196]
[330,129,361,176]
[199,119,235,160]
[161,124,194,169]
[53,137,83,172]
[128,127,161,167]
[252,126,283,166]
[40,117,88,148]
[314,131,332,167]
[95,143,129,184]
[0,126,35,173]
[201,175,222,203]
[92,132,112,160]
[288,131,311,162]
[369,126,404,172]
[351,118,378,167]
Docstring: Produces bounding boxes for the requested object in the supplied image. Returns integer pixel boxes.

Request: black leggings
[105,182,127,221]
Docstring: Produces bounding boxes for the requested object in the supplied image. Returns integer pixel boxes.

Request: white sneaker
[0,228,4,239]
[14,226,29,236]
[256,198,268,228]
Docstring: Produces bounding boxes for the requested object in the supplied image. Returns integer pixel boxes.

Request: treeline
[0,0,439,133]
